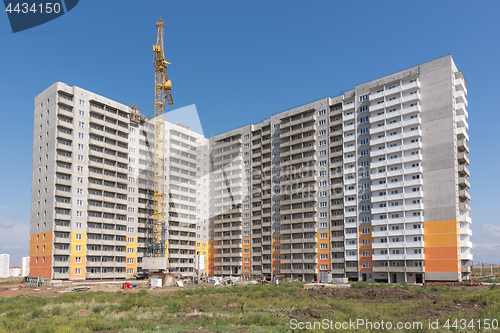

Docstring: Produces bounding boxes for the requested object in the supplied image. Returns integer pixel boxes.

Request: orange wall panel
[30,232,53,278]
[424,220,460,273]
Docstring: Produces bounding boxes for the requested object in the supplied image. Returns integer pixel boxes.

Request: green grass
[0,283,499,332]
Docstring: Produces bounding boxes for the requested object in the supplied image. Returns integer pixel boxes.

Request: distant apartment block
[22,256,30,277]
[0,254,9,278]
[208,55,471,283]
[31,55,471,282]
[30,82,209,280]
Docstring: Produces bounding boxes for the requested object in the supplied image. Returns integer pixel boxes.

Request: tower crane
[148,18,173,266]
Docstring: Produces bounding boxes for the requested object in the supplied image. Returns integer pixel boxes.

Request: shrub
[167,301,181,313]
[351,281,370,289]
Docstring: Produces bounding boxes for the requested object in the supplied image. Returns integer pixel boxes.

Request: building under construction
[30,81,210,279]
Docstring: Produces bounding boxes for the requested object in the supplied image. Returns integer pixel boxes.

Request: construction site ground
[0,277,495,299]
[1,278,499,332]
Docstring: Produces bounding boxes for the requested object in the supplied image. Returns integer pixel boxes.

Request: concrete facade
[208,55,471,282]
[0,254,9,278]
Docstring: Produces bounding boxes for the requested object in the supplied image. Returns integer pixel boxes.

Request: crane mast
[152,18,173,258]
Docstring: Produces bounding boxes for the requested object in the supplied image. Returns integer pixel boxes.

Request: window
[319,201,327,207]
[79,110,85,117]
[75,268,81,275]
[319,212,328,218]
[76,222,82,228]
[78,132,84,139]
[319,140,326,146]
[359,94,368,102]
[319,150,327,156]
[318,120,326,126]
[320,264,328,270]
[75,245,82,252]
[127,248,134,253]
[362,262,371,268]
[320,254,328,260]
[77,188,83,195]
[78,155,84,161]
[274,246,280,251]
[79,99,85,106]
[362,239,371,246]
[318,109,326,116]
[319,130,326,136]
[75,234,82,240]
[320,233,328,239]
[75,257,82,263]
[76,200,83,206]
[78,121,84,128]
[361,228,370,234]
[76,211,82,217]
[362,251,371,257]
[77,166,83,172]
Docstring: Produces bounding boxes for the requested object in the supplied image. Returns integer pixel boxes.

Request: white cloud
[0,216,30,266]
[471,223,500,264]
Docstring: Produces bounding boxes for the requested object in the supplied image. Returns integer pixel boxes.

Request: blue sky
[0,0,499,266]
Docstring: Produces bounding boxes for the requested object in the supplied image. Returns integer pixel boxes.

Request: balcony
[458,215,472,224]
[456,127,469,141]
[370,136,386,146]
[369,102,385,112]
[461,253,473,260]
[372,242,388,249]
[386,97,401,108]
[343,102,355,111]
[402,104,421,115]
[454,90,468,106]
[456,115,469,130]
[402,92,420,103]
[459,189,471,200]
[405,253,425,260]
[455,103,468,117]
[458,165,470,177]
[460,240,473,248]
[369,90,385,101]
[402,79,420,92]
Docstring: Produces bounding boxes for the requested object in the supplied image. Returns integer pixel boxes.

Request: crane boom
[152,18,173,259]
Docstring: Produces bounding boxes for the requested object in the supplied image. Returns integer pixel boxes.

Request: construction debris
[424,281,482,286]
[304,283,351,290]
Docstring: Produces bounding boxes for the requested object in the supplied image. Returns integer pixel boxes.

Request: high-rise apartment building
[0,254,9,278]
[208,55,471,283]
[30,55,471,283]
[30,82,209,280]
[21,256,30,277]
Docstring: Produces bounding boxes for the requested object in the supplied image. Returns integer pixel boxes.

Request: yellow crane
[152,18,173,258]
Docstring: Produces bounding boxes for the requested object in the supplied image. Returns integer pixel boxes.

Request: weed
[351,281,370,289]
